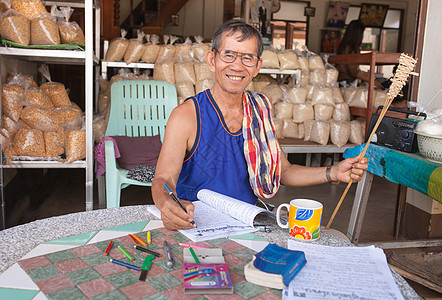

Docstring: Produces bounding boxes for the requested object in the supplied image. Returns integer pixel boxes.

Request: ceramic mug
[276,199,323,240]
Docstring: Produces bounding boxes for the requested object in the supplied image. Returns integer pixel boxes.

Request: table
[344,144,442,247]
[0,206,419,299]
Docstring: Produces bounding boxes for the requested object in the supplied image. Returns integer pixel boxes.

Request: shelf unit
[0,0,99,229]
[328,51,402,136]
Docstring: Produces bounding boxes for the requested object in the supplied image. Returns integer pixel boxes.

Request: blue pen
[110,259,140,271]
[164,184,196,226]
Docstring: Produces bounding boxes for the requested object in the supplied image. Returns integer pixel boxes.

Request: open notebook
[147,189,275,242]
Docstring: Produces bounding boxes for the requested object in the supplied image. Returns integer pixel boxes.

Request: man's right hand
[159,199,196,230]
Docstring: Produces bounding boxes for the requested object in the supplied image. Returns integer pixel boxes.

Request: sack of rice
[252,80,270,94]
[332,103,350,121]
[308,54,325,70]
[261,83,283,105]
[275,101,293,120]
[0,9,30,45]
[278,50,300,70]
[44,130,64,157]
[153,60,175,84]
[24,87,53,108]
[174,38,193,62]
[40,81,72,107]
[194,62,214,82]
[286,85,307,104]
[310,120,330,145]
[56,6,85,45]
[175,61,196,84]
[124,30,146,65]
[314,104,334,121]
[273,119,283,139]
[195,79,213,94]
[20,106,60,132]
[65,128,85,163]
[311,86,334,106]
[350,88,368,108]
[156,44,176,62]
[303,119,314,141]
[298,122,304,139]
[292,102,314,123]
[261,49,279,69]
[175,81,195,99]
[330,120,350,148]
[105,29,129,62]
[53,106,82,127]
[297,71,309,86]
[30,12,60,45]
[332,85,344,103]
[11,0,46,20]
[282,119,298,138]
[306,84,314,100]
[192,36,210,63]
[309,70,325,85]
[324,68,339,85]
[298,55,309,72]
[349,120,364,145]
[13,128,45,157]
[2,84,24,121]
[141,34,160,63]
[373,89,387,109]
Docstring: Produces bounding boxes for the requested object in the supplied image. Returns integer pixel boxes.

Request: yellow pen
[147,231,151,244]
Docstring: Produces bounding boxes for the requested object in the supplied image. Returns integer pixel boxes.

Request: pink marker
[179,243,210,250]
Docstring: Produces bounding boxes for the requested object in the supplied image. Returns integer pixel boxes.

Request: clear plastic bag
[2,84,24,121]
[273,118,283,139]
[310,120,330,145]
[292,102,314,123]
[6,73,37,88]
[175,81,195,99]
[13,128,45,157]
[252,80,270,94]
[153,60,175,84]
[350,88,368,108]
[40,81,71,107]
[53,105,82,127]
[349,120,364,145]
[93,114,107,143]
[141,34,160,63]
[330,120,350,148]
[373,89,387,108]
[174,61,196,84]
[332,85,344,104]
[105,29,129,62]
[308,53,325,71]
[303,119,314,141]
[314,104,334,121]
[44,130,64,157]
[282,119,298,138]
[261,49,279,69]
[124,30,146,64]
[24,87,53,108]
[298,122,304,139]
[261,83,283,105]
[11,0,46,20]
[278,50,300,70]
[30,11,60,45]
[20,105,60,132]
[194,62,213,82]
[56,6,85,45]
[0,8,29,45]
[195,79,213,94]
[323,55,339,84]
[192,36,210,63]
[311,86,334,106]
[173,37,193,62]
[64,128,85,163]
[98,93,109,114]
[275,101,293,120]
[286,84,307,104]
[156,36,176,61]
[415,116,442,137]
[332,103,350,121]
[309,70,325,85]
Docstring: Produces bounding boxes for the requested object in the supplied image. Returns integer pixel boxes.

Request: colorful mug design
[276,199,323,240]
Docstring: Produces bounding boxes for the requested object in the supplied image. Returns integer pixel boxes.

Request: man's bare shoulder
[167,99,197,131]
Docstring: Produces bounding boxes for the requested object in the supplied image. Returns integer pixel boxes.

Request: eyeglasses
[213,49,259,67]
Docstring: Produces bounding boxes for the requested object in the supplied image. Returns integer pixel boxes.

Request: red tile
[19,256,52,271]
[217,241,247,253]
[77,277,114,298]
[156,227,176,236]
[55,258,89,274]
[228,269,245,285]
[36,274,75,294]
[250,290,281,300]
[94,261,127,277]
[116,235,137,246]
[151,235,179,248]
[169,268,183,281]
[162,284,202,300]
[224,253,246,266]
[120,281,157,300]
[206,293,245,300]
[195,241,215,248]
[71,244,102,257]
[146,263,167,277]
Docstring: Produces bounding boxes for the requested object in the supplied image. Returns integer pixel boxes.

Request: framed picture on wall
[320,29,342,54]
[325,1,350,28]
[359,3,389,28]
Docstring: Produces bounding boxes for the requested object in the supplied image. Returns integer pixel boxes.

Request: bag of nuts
[24,87,54,108]
[6,73,37,89]
[56,6,85,45]
[11,0,46,20]
[141,34,160,64]
[64,127,85,163]
[44,130,64,157]
[2,84,24,121]
[124,30,146,65]
[105,29,129,62]
[30,11,60,45]
[13,128,45,157]
[20,105,60,132]
[39,64,72,107]
[0,8,30,45]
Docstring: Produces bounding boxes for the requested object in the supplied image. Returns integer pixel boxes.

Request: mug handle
[276,203,290,228]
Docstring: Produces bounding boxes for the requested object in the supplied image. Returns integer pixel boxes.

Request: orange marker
[147,231,151,244]
[132,234,147,247]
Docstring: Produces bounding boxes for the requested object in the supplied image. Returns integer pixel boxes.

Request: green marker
[118,245,134,261]
[189,247,200,264]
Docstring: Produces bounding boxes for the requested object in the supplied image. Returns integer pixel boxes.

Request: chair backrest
[106,80,177,141]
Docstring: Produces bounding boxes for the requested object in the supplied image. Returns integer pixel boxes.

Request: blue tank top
[176,90,257,204]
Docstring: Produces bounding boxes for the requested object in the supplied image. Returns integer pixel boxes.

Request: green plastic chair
[104,80,177,208]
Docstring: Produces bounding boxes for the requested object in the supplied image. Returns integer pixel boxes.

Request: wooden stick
[326,53,417,230]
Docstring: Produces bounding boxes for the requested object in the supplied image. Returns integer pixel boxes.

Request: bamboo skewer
[325,53,418,230]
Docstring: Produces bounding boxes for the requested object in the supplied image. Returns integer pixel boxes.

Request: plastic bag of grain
[286,84,307,104]
[124,30,146,64]
[323,55,339,84]
[0,9,30,45]
[261,83,283,105]
[141,34,160,63]
[373,89,387,108]
[309,120,330,145]
[350,88,368,108]
[153,60,175,84]
[2,84,24,121]
[24,87,53,108]
[6,73,37,88]
[105,29,129,62]
[175,61,196,84]
[275,101,293,120]
[342,85,358,104]
[314,104,334,121]
[195,79,213,94]
[356,117,366,138]
[303,119,314,141]
[56,6,85,45]
[11,0,46,20]
[44,130,64,157]
[332,85,344,103]
[330,120,350,148]
[2,115,19,137]
[65,127,85,163]
[53,106,82,127]
[349,120,364,145]
[308,53,325,71]
[20,105,60,131]
[174,37,193,62]
[156,35,176,61]
[297,46,309,72]
[310,69,325,85]
[30,11,60,45]
[333,103,350,121]
[283,119,298,138]
[252,80,270,94]
[192,36,210,63]
[13,128,45,157]
[311,86,334,106]
[261,49,279,69]
[98,93,109,114]
[273,119,283,139]
[292,102,314,123]
[278,50,300,70]
[176,81,195,99]
[298,122,304,139]
[93,114,107,143]
[194,62,213,82]
[306,84,314,100]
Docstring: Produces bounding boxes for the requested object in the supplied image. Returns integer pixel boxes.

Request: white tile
[87,230,129,244]
[0,263,39,290]
[143,220,164,231]
[233,239,268,252]
[21,244,77,260]
[33,291,48,300]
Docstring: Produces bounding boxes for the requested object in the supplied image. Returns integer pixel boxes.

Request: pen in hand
[163,184,196,226]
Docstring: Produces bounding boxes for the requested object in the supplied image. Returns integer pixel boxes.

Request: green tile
[149,230,165,240]
[146,272,181,292]
[194,297,209,300]
[169,243,183,256]
[103,221,149,232]
[82,252,113,266]
[154,256,182,271]
[141,293,169,300]
[207,238,229,245]
[66,267,102,285]
[95,240,114,252]
[45,231,98,246]
[271,289,282,297]
[232,248,256,262]
[91,289,129,300]
[232,263,247,277]
[47,286,86,300]
[0,287,39,300]
[106,270,140,288]
[45,249,78,263]
[233,280,267,299]
[229,233,266,241]
[169,233,190,243]
[27,264,61,282]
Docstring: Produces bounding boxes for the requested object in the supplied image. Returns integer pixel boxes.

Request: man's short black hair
[212,19,263,58]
